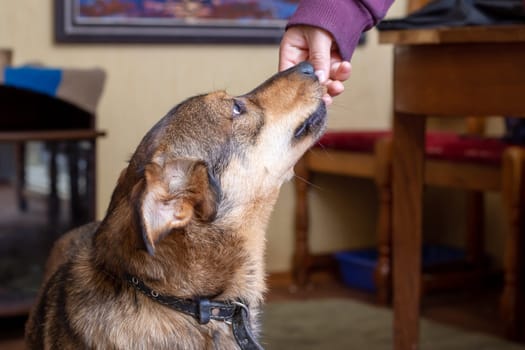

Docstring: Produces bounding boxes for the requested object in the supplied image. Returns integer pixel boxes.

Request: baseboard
[267,268,341,289]
[267,271,293,288]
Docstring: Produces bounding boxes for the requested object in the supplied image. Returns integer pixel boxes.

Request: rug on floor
[261,299,525,350]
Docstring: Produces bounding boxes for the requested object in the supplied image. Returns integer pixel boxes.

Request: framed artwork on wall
[55,0,300,44]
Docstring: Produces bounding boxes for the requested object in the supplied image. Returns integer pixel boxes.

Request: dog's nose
[297,62,315,77]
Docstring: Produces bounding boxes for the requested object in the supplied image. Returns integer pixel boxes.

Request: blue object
[503,117,525,145]
[3,66,62,97]
[334,245,465,292]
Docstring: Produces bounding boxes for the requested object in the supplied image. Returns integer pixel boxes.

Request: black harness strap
[125,274,263,350]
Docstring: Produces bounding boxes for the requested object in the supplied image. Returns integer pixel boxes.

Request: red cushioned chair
[293,130,393,304]
[294,126,525,312]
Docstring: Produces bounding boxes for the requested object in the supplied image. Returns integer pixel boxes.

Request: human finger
[304,28,334,83]
[278,28,308,72]
[322,93,333,106]
[330,61,352,83]
[326,79,345,98]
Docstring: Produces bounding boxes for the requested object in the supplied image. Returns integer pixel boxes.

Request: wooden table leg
[15,142,27,211]
[47,141,60,227]
[86,139,97,221]
[66,141,81,226]
[392,112,426,350]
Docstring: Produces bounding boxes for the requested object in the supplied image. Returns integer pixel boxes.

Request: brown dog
[25,62,326,350]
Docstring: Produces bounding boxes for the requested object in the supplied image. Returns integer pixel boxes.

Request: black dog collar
[125,274,263,350]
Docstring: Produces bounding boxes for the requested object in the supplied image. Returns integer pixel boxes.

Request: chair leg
[374,137,393,305]
[501,146,525,340]
[465,191,485,266]
[15,142,28,212]
[86,139,97,222]
[47,142,60,228]
[293,154,312,287]
[66,141,81,227]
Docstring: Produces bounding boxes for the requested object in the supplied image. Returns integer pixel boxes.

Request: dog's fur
[25,62,327,350]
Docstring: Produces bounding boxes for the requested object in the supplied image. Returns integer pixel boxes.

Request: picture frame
[54,0,300,44]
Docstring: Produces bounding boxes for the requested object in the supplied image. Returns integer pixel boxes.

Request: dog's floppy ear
[140,158,218,254]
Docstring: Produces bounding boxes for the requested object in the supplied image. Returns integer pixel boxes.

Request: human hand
[279,25,352,105]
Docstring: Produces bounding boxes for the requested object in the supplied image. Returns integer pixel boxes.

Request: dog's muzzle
[294,102,327,139]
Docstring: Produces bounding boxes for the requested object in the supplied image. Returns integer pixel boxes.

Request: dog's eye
[232,100,246,117]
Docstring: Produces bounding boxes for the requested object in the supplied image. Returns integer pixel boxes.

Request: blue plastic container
[334,245,465,292]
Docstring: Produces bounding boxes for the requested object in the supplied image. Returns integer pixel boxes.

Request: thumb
[306,29,333,83]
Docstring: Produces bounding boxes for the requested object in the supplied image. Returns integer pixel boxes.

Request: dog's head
[115,62,326,254]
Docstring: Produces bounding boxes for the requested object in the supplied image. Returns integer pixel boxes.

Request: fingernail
[314,70,326,83]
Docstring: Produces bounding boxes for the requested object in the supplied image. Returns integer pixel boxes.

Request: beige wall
[5,1,505,274]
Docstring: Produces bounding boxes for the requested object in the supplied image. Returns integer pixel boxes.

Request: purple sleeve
[287,0,395,60]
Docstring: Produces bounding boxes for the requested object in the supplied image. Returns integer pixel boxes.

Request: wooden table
[379,25,525,349]
[0,85,106,228]
[0,130,106,226]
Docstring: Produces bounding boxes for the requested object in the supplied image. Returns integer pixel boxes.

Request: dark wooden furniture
[0,85,105,227]
[293,127,511,305]
[380,25,525,348]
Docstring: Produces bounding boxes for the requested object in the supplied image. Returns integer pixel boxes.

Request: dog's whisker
[293,173,323,191]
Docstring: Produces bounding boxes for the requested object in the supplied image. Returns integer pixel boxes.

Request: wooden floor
[267,271,510,339]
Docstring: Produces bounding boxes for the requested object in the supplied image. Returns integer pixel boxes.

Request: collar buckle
[198,298,212,324]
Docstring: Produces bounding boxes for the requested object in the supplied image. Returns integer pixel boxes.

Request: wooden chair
[293,126,505,301]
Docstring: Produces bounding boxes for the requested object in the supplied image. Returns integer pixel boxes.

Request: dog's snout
[297,62,315,77]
